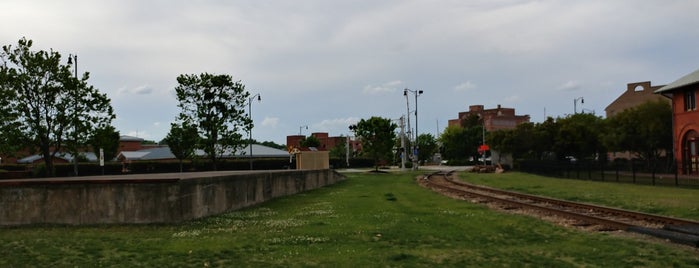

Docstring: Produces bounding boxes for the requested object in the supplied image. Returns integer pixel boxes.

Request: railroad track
[422,171,699,247]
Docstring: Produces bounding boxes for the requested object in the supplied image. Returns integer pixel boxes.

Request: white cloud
[558,80,581,91]
[454,81,477,92]
[362,80,403,95]
[261,117,279,127]
[504,95,520,103]
[314,117,360,131]
[117,85,154,95]
[3,0,699,143]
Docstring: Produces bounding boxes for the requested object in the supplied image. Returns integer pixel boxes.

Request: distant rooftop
[119,135,144,142]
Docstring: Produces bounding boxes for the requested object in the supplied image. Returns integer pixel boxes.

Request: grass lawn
[458,171,699,220]
[0,171,697,267]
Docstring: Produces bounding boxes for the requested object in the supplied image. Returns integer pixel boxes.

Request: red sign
[478,144,489,153]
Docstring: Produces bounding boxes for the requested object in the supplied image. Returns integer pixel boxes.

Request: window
[685,90,696,111]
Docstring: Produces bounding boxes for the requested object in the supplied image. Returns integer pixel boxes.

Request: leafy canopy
[0,37,114,176]
[174,73,252,170]
[351,116,397,171]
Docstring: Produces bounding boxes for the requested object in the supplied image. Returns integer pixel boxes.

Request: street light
[248,93,261,170]
[299,125,308,135]
[404,88,423,170]
[573,97,584,114]
[67,54,78,176]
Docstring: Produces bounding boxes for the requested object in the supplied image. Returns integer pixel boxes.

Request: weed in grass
[264,235,330,245]
[263,218,306,229]
[384,192,397,201]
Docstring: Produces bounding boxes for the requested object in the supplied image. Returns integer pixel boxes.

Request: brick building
[287,132,360,154]
[448,104,530,131]
[605,81,669,118]
[655,69,699,175]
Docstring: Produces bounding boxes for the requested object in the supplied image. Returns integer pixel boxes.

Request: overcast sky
[3,0,698,145]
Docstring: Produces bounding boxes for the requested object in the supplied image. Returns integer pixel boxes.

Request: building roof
[17,152,98,164]
[117,144,289,161]
[655,69,699,94]
[119,135,145,142]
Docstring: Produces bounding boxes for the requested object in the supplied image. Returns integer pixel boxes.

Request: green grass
[459,171,699,220]
[1,171,698,267]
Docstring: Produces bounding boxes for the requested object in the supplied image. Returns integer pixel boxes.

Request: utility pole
[68,54,79,176]
[404,88,423,170]
[248,93,261,170]
[400,115,406,170]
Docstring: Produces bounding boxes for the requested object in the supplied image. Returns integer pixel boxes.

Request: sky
[2,0,699,145]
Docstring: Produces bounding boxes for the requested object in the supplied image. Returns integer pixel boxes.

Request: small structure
[296,150,330,170]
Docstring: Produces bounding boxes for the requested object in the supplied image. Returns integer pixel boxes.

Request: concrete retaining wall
[0,169,345,226]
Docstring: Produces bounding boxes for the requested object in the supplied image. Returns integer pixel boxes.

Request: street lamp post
[404,88,423,170]
[299,125,308,135]
[248,93,261,170]
[573,97,584,114]
[67,54,78,176]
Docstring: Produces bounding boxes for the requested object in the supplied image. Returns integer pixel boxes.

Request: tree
[259,140,286,150]
[416,133,437,164]
[0,37,114,176]
[174,73,251,170]
[487,128,516,161]
[350,117,397,171]
[89,125,120,162]
[554,113,605,161]
[164,121,199,172]
[329,136,347,159]
[533,117,559,159]
[300,136,321,148]
[604,100,672,168]
[439,125,468,161]
[439,124,482,163]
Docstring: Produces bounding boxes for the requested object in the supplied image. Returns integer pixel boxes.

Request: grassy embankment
[0,171,697,267]
[460,171,699,220]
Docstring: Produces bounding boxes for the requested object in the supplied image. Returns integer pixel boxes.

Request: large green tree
[174,73,252,170]
[164,121,199,172]
[350,117,397,171]
[0,38,114,176]
[555,113,605,161]
[89,125,120,163]
[439,124,483,163]
[604,100,672,167]
[416,133,437,164]
[300,136,321,148]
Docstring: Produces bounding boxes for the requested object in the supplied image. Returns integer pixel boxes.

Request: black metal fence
[518,160,699,188]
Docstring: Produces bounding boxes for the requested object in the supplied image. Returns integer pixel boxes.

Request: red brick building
[655,69,699,175]
[448,104,530,131]
[287,132,360,154]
